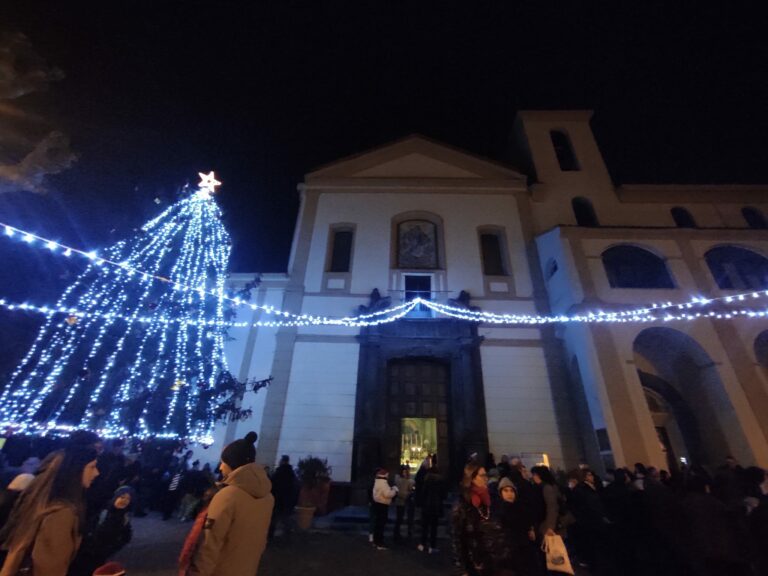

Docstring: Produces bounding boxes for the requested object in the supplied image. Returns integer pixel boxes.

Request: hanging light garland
[3,293,766,328]
[0,221,413,325]
[4,218,768,326]
[0,297,419,328]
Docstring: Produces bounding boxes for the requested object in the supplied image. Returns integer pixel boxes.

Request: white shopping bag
[542,533,575,575]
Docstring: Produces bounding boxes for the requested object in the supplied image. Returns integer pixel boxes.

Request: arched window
[742,207,767,229]
[550,130,579,171]
[671,207,696,228]
[602,245,675,289]
[572,197,599,227]
[705,246,768,290]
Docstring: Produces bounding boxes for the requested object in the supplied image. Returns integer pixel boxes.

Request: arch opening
[633,327,752,468]
[602,245,675,289]
[705,245,768,290]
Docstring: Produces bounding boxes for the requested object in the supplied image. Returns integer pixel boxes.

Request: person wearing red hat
[185,432,273,576]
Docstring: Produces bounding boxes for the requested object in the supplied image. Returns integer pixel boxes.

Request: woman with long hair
[0,442,99,576]
[451,461,511,576]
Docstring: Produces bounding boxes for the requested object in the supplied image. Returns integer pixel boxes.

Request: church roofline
[303,133,525,182]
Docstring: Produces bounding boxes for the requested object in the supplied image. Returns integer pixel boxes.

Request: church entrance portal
[353,317,488,482]
[388,360,450,473]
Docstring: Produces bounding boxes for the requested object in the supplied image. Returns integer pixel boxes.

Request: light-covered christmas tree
[0,172,232,442]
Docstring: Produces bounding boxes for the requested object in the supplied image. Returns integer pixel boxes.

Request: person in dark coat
[679,474,752,576]
[452,462,510,576]
[417,460,445,553]
[571,469,611,572]
[507,463,535,530]
[743,466,768,576]
[68,486,134,576]
[87,440,128,521]
[268,455,298,541]
[530,465,559,539]
[496,478,537,576]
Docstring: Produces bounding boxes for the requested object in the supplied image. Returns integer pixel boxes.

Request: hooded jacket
[190,463,274,576]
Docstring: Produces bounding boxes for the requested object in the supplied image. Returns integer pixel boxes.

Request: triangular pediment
[353,152,481,178]
[306,135,525,181]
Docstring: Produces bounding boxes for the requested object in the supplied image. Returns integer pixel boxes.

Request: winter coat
[452,498,509,576]
[680,491,752,570]
[270,464,299,511]
[533,483,560,536]
[189,463,274,576]
[394,475,414,506]
[0,504,81,576]
[419,471,445,516]
[68,507,132,576]
[572,482,606,529]
[414,465,426,506]
[372,477,397,505]
[498,499,534,548]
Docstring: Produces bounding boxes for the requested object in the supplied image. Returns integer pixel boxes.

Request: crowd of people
[364,453,768,576]
[1,430,767,576]
[0,431,274,576]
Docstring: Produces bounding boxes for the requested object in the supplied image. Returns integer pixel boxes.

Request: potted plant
[294,455,332,529]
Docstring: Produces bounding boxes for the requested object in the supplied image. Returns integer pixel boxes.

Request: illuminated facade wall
[218,112,768,477]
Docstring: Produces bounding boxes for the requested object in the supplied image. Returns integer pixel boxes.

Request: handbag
[541,533,574,575]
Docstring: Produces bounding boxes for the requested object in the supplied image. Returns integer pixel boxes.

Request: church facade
[214,110,768,482]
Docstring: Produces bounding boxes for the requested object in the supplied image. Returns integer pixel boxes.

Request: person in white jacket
[372,468,398,549]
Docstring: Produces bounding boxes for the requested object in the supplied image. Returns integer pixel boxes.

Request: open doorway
[385,359,451,475]
[400,417,437,473]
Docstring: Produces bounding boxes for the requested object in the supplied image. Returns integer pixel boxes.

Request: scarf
[470,484,490,509]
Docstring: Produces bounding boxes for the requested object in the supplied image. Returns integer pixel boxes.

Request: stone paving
[115,513,454,576]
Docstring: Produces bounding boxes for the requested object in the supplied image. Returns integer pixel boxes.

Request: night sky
[0,2,766,381]
[1,1,767,276]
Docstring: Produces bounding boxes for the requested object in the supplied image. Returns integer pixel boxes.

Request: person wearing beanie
[371,468,398,550]
[69,486,134,576]
[498,477,538,576]
[187,432,273,576]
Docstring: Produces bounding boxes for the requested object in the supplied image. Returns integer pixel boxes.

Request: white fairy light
[0,176,234,442]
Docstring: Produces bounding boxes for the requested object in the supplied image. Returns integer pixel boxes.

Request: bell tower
[513,110,613,190]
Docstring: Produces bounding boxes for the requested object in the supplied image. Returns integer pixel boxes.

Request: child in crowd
[69,487,134,576]
[497,477,538,576]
